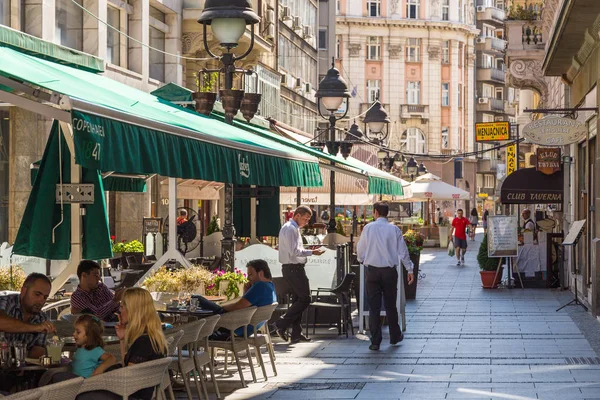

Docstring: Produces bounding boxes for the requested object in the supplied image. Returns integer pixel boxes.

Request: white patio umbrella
[407,173,470,201]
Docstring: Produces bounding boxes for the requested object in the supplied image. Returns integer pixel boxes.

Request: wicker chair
[78,357,172,400]
[39,377,84,400]
[167,320,206,400]
[247,304,278,381]
[0,389,42,400]
[157,330,184,400]
[193,315,221,400]
[208,307,257,388]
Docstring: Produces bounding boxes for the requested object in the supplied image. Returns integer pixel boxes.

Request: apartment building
[336,0,479,208]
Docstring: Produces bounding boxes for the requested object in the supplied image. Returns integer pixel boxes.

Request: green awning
[15,122,112,260]
[31,161,147,193]
[150,82,193,103]
[227,119,405,196]
[0,46,322,188]
[0,25,104,73]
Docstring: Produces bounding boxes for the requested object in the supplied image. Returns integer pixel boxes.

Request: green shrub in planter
[477,234,499,271]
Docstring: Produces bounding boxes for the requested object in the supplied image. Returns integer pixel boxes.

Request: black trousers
[366,266,402,346]
[277,263,310,338]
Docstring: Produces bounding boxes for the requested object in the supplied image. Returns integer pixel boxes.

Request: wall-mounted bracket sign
[56,184,95,204]
[536,147,561,175]
[522,116,587,146]
[475,121,510,142]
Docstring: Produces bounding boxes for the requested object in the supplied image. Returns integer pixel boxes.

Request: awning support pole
[136,178,191,286]
[50,122,81,297]
[250,185,257,242]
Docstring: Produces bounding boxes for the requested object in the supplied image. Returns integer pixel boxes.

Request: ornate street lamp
[418,162,428,176]
[197,0,261,123]
[406,157,418,180]
[363,100,391,146]
[316,60,351,234]
[198,0,260,271]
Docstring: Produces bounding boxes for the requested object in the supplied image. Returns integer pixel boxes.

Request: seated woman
[77,287,168,400]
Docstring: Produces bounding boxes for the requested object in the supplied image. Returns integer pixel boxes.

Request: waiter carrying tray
[275,205,324,344]
[357,201,414,351]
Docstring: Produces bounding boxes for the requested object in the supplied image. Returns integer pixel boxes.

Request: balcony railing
[491,38,507,51]
[476,3,506,23]
[505,20,545,52]
[490,98,505,112]
[400,104,429,121]
[477,68,506,83]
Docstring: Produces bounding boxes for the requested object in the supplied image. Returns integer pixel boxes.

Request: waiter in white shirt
[275,205,324,344]
[357,201,414,351]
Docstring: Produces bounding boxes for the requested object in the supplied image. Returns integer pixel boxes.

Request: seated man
[193,259,276,340]
[0,273,56,358]
[71,260,124,322]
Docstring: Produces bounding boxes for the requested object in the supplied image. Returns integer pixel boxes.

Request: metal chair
[39,377,84,400]
[248,304,278,381]
[78,357,172,400]
[193,315,222,400]
[208,307,257,388]
[306,272,355,337]
[158,330,184,400]
[168,320,206,400]
[41,299,71,320]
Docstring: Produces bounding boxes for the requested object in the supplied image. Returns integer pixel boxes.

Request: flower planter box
[480,267,503,289]
[439,226,450,248]
[402,253,420,300]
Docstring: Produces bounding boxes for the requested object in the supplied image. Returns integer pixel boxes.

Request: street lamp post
[198,0,260,271]
[315,61,351,235]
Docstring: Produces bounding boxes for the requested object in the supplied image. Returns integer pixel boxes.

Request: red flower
[110,236,116,241]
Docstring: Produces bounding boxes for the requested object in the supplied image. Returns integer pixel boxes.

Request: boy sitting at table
[193,259,276,340]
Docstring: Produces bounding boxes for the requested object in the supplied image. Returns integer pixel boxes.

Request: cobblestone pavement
[180,231,600,399]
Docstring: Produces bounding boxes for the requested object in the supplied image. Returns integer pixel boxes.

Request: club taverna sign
[522,116,587,146]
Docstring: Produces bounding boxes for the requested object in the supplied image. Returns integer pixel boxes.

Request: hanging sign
[476,122,510,142]
[506,144,517,176]
[522,116,587,146]
[536,147,561,175]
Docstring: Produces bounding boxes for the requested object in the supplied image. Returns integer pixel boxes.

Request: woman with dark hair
[482,209,489,233]
[469,208,479,241]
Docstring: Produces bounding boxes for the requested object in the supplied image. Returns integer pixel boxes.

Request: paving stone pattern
[182,231,600,399]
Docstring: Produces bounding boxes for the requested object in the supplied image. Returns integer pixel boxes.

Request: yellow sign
[506,144,517,176]
[475,122,510,142]
[478,193,489,198]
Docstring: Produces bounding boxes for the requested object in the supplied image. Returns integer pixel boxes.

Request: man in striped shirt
[71,260,124,322]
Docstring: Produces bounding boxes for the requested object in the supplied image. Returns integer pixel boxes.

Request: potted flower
[0,265,26,291]
[403,230,425,300]
[477,234,503,288]
[142,267,181,304]
[438,220,450,248]
[207,269,248,300]
[122,239,145,264]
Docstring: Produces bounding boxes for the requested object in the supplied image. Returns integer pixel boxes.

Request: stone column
[450,41,460,150]
[83,0,108,59]
[387,38,403,145]
[165,12,183,85]
[8,108,52,242]
[427,40,441,154]
[128,0,149,78]
[466,47,476,153]
[23,0,55,40]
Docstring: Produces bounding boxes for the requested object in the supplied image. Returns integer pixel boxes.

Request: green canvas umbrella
[14,121,112,260]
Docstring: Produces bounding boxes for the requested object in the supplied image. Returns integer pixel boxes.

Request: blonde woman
[78,287,167,400]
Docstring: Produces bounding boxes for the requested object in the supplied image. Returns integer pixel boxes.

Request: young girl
[71,315,116,378]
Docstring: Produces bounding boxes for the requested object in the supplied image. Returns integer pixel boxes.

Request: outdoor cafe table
[0,358,71,391]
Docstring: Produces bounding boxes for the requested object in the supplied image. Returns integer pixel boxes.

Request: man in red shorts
[451,209,469,266]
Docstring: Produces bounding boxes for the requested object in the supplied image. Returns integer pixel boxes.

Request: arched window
[400,128,426,154]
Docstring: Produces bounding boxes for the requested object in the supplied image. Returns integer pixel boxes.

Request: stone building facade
[0,0,187,243]
[336,0,479,210]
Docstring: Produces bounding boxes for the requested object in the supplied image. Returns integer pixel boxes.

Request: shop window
[400,127,426,153]
[55,0,83,51]
[107,5,121,66]
[149,6,166,82]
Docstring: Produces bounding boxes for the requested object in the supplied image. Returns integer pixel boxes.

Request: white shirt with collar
[357,217,414,272]
[279,219,312,264]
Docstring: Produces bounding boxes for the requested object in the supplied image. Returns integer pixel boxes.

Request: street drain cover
[565,357,600,365]
[265,383,366,390]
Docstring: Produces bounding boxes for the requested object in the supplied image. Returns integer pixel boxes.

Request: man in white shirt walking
[275,206,324,344]
[357,201,414,351]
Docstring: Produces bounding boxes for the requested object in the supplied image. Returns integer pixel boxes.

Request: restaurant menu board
[487,216,518,257]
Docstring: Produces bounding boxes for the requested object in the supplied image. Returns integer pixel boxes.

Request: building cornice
[337,17,479,38]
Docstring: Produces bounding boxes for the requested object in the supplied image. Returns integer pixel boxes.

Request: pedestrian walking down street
[451,208,469,266]
[469,208,479,241]
[275,206,325,344]
[356,201,414,351]
[483,209,489,233]
[436,207,443,225]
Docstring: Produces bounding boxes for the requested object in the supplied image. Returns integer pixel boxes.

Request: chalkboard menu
[143,218,162,234]
[487,216,518,257]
